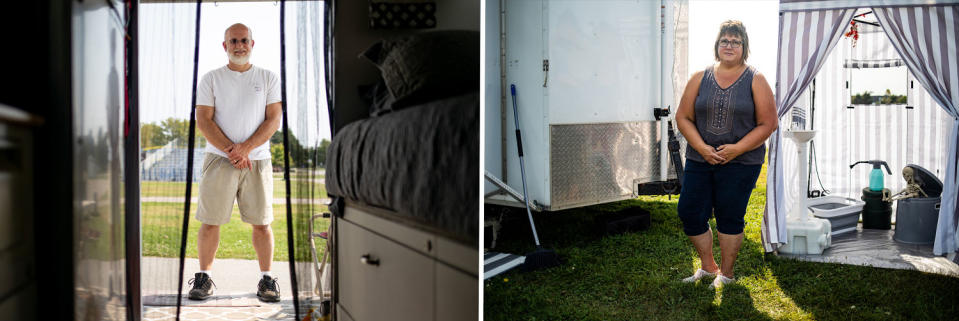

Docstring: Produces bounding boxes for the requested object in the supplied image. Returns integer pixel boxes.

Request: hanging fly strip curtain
[278,1,303,317]
[176,0,204,317]
[138,1,333,319]
[138,0,200,312]
[170,1,336,319]
[284,0,333,315]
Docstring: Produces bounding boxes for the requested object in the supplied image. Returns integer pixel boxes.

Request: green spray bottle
[850,160,892,191]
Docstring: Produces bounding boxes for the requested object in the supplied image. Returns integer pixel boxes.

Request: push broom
[510,84,561,272]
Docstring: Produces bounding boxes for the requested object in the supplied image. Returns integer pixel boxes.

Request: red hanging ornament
[845,20,859,47]
[844,12,869,47]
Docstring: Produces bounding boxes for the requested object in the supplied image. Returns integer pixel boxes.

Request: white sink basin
[784,130,816,143]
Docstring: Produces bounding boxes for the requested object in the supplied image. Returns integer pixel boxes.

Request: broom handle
[511,84,542,247]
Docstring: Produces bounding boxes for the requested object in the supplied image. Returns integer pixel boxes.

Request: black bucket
[861,187,892,230]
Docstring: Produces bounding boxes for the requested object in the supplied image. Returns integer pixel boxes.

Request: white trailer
[485,0,689,211]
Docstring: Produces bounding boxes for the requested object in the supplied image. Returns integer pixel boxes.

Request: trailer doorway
[136,1,332,320]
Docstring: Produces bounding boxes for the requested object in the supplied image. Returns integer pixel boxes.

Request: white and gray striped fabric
[843,58,904,68]
[781,0,959,12]
[772,0,959,255]
[851,24,902,59]
[766,6,856,252]
[873,5,959,255]
[803,15,953,231]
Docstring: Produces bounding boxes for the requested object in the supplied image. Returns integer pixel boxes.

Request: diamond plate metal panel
[549,122,671,210]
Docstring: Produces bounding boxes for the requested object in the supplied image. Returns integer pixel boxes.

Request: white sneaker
[709,274,735,289]
[681,269,717,283]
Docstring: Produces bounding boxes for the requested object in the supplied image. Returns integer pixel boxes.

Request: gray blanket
[325,92,478,242]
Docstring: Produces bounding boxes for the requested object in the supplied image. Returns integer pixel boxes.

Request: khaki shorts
[196,154,274,226]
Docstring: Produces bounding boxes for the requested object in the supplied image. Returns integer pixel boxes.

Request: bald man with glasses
[187,23,283,303]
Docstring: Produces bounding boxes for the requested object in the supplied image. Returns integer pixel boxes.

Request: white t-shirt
[196,65,281,160]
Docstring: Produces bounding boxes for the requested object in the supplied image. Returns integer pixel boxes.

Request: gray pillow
[359,79,397,117]
[361,30,479,109]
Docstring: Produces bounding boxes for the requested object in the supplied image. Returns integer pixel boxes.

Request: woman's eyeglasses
[719,39,743,48]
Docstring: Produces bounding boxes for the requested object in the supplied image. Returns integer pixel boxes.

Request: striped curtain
[874,5,959,255]
[808,16,953,211]
[842,58,903,68]
[765,8,856,252]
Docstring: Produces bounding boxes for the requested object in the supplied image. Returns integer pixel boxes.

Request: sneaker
[188,272,215,300]
[709,274,735,289]
[681,269,717,283]
[257,275,281,303]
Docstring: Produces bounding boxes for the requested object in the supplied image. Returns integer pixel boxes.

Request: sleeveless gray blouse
[684,65,766,165]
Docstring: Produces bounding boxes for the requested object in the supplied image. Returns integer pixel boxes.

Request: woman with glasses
[674,20,778,289]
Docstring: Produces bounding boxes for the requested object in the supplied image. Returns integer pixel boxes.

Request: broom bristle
[521,247,561,272]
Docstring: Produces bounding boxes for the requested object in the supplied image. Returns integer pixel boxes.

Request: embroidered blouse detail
[704,66,749,136]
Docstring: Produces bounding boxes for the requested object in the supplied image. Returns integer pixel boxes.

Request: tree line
[851,89,907,105]
[269,130,331,168]
[141,117,330,168]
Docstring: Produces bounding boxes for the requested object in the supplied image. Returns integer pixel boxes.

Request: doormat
[143,293,268,307]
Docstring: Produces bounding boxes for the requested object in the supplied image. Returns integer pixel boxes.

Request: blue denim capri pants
[677,159,762,236]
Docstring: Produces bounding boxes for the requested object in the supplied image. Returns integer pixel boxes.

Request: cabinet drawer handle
[361,254,379,266]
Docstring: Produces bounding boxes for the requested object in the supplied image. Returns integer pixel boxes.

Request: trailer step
[483,252,525,280]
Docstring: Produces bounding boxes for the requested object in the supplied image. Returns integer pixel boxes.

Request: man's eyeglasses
[719,39,743,48]
[228,38,250,45]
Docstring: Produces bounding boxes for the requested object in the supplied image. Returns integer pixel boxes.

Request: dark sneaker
[257,275,281,303]
[187,272,215,300]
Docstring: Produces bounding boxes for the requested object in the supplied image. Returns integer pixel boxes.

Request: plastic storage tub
[808,196,865,236]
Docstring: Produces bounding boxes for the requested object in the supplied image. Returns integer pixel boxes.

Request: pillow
[358,78,397,117]
[361,30,479,110]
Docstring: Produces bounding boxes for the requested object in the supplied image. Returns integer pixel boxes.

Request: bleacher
[140,140,206,182]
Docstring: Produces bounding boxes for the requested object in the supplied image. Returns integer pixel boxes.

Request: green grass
[273,172,323,179]
[140,179,327,199]
[141,202,328,261]
[484,164,959,320]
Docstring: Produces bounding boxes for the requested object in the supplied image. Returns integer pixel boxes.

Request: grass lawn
[141,202,329,262]
[140,179,327,199]
[273,172,323,179]
[484,164,959,320]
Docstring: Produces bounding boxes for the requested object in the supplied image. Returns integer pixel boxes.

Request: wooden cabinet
[334,203,477,321]
[337,219,435,321]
